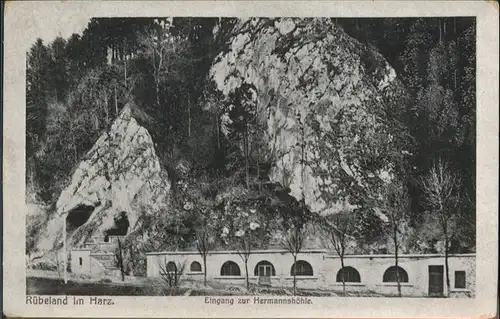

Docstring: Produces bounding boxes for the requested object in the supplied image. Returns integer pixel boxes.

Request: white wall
[322,254,475,296]
[70,249,91,276]
[147,250,325,289]
[70,249,108,278]
[146,250,475,296]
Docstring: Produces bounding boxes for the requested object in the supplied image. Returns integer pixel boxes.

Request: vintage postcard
[2,1,498,318]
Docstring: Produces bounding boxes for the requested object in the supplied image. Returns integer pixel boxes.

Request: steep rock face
[35,104,170,255]
[210,18,404,215]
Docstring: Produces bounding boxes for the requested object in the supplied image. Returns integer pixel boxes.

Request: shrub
[98,278,113,283]
[158,259,186,288]
[31,261,57,271]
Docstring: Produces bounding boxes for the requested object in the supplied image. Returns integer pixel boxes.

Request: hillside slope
[209,18,407,215]
[28,18,412,272]
[31,104,170,260]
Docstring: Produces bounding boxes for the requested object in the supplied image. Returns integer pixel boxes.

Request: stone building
[146,249,475,297]
[70,235,125,278]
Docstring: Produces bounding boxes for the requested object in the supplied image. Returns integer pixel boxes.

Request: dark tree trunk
[117,238,125,282]
[155,80,160,108]
[439,18,442,43]
[244,124,250,189]
[174,267,178,287]
[340,256,346,297]
[214,114,221,150]
[188,93,191,138]
[292,254,297,296]
[245,258,249,290]
[114,85,118,116]
[257,154,262,193]
[395,230,401,297]
[124,60,127,88]
[203,254,207,287]
[454,70,457,91]
[103,90,109,125]
[444,235,450,297]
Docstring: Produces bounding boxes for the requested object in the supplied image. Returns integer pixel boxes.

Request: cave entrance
[66,204,95,232]
[104,211,130,242]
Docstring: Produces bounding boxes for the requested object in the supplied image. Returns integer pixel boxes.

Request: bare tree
[381,178,410,297]
[117,238,125,282]
[236,234,254,291]
[325,211,356,296]
[113,237,126,282]
[280,111,308,296]
[195,227,215,287]
[420,159,461,297]
[158,258,186,288]
[282,225,305,296]
[137,23,188,109]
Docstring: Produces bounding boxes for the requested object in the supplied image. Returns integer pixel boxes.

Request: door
[428,265,444,296]
[258,265,272,286]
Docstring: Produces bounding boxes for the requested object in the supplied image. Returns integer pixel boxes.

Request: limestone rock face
[35,104,170,254]
[210,18,404,215]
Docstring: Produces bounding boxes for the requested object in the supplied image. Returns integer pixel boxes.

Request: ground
[26,269,407,297]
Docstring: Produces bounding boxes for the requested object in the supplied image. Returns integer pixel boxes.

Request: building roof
[145,249,476,258]
[146,249,330,256]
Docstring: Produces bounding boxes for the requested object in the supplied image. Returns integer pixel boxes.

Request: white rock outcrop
[210,18,405,215]
[35,104,170,254]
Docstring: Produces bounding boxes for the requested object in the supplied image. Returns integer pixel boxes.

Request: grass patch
[27,277,187,296]
[27,276,427,297]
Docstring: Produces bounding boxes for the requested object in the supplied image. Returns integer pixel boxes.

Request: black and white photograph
[2,1,498,318]
[24,15,478,298]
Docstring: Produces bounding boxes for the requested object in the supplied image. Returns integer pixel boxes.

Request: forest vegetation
[26,18,476,283]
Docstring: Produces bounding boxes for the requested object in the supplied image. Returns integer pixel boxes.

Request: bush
[31,261,57,271]
[158,259,186,288]
[98,278,113,284]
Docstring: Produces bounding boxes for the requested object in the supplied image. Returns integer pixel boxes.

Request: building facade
[146,249,475,297]
[70,235,124,278]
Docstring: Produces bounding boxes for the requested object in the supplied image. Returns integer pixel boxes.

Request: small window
[383,266,409,283]
[220,261,241,276]
[79,257,83,266]
[455,271,466,289]
[166,261,177,272]
[291,260,313,276]
[190,261,202,272]
[336,266,361,282]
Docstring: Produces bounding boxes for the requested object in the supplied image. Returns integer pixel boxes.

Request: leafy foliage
[26,18,475,258]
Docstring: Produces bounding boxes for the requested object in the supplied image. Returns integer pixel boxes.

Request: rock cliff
[209,18,405,215]
[33,104,170,257]
[29,18,408,263]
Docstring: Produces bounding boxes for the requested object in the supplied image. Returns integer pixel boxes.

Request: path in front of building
[26,269,399,297]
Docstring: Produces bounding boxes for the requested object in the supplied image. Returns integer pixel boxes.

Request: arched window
[166,261,177,272]
[190,261,202,272]
[254,261,276,276]
[336,266,361,282]
[220,261,241,276]
[383,266,409,283]
[290,260,313,276]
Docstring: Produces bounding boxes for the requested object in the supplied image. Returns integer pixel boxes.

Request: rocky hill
[30,104,170,259]
[209,18,405,215]
[26,17,475,275]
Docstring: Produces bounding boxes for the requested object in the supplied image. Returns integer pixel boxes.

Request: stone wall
[70,249,92,276]
[146,250,475,296]
[70,248,112,279]
[322,254,476,296]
